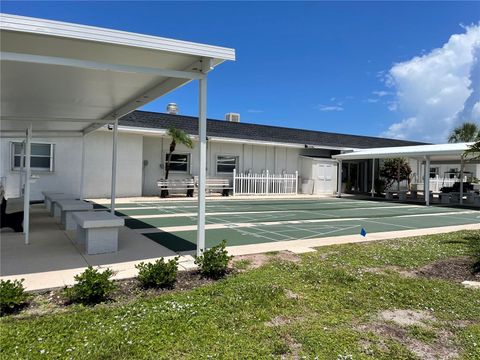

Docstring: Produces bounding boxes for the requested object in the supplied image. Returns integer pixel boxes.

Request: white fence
[412,176,464,192]
[233,170,298,196]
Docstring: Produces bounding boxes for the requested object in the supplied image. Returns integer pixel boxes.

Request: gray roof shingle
[119,111,426,149]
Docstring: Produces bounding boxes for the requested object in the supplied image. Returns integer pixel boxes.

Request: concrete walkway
[1,204,479,291]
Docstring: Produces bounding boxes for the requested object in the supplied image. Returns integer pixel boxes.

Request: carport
[0,13,235,254]
[333,143,477,205]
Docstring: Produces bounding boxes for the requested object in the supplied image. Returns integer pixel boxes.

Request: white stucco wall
[82,131,143,198]
[0,137,82,201]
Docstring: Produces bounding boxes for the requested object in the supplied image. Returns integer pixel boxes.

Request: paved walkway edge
[3,223,479,292]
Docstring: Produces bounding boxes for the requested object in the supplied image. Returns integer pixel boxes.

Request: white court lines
[134,209,478,234]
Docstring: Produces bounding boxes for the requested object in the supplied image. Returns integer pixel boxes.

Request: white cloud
[364,98,379,103]
[372,90,391,97]
[381,24,480,142]
[247,109,264,114]
[315,104,344,112]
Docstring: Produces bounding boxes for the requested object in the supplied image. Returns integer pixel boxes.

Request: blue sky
[2,1,480,142]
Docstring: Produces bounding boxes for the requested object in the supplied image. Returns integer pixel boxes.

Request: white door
[314,162,334,194]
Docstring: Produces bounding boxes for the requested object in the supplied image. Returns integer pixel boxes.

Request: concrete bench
[474,195,480,206]
[56,200,93,230]
[439,193,450,204]
[72,211,124,255]
[385,190,408,201]
[45,193,74,216]
[42,191,63,209]
[449,192,476,204]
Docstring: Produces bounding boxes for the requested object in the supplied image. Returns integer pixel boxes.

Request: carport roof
[0,13,235,134]
[333,142,475,161]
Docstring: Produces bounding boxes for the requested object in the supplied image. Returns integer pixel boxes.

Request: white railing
[412,176,464,192]
[233,169,298,196]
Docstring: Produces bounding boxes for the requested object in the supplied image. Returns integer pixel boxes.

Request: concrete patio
[0,204,193,291]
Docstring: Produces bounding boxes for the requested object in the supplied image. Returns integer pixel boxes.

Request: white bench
[72,211,124,255]
[194,177,232,196]
[56,200,94,230]
[157,178,195,197]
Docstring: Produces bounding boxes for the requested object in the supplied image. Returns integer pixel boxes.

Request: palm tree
[448,122,480,143]
[464,140,480,160]
[164,127,193,180]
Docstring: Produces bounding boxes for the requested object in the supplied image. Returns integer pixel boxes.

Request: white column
[371,159,375,197]
[23,124,32,244]
[196,73,207,256]
[19,141,25,198]
[110,119,118,214]
[459,157,464,205]
[79,134,86,200]
[424,156,430,206]
[337,160,342,198]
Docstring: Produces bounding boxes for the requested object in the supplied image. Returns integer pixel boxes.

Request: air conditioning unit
[225,113,240,122]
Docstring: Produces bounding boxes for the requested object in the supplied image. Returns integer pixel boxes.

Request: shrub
[64,267,116,305]
[0,279,28,315]
[194,240,232,278]
[136,257,179,289]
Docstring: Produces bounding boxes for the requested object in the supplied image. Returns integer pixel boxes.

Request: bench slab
[56,200,94,230]
[73,211,124,255]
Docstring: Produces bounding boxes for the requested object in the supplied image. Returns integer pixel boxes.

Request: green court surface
[97,198,480,252]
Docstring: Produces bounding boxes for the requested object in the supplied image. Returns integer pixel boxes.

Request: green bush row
[1,240,232,312]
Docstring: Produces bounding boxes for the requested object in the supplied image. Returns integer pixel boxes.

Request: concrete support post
[371,159,376,198]
[196,71,208,256]
[23,124,32,244]
[424,156,430,206]
[459,157,464,205]
[79,134,85,200]
[337,160,342,198]
[110,119,118,214]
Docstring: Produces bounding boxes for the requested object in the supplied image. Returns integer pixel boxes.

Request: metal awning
[0,13,235,251]
[332,143,474,161]
[0,13,234,134]
[332,142,476,206]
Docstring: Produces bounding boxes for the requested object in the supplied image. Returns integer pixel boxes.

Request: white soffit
[0,13,235,133]
[333,143,474,161]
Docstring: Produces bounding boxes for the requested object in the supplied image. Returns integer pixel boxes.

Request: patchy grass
[1,230,480,359]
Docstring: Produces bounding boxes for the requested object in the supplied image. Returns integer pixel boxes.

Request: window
[429,167,439,179]
[11,142,54,172]
[165,153,190,173]
[216,155,238,173]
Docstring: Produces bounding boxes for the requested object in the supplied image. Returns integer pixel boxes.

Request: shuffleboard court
[94,198,480,252]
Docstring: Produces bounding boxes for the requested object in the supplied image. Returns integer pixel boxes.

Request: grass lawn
[1,231,480,359]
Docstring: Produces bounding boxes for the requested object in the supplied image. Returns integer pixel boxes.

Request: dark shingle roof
[120,111,426,149]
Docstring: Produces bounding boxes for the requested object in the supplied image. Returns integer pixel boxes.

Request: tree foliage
[379,158,412,190]
[164,127,194,180]
[448,122,480,143]
[464,139,480,160]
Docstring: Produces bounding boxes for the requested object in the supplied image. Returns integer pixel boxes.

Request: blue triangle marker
[360,228,367,237]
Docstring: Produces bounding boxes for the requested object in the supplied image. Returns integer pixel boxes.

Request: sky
[2,1,480,143]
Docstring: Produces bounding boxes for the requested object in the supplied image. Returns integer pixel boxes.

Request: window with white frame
[165,153,190,173]
[11,142,55,172]
[429,167,439,179]
[216,155,238,173]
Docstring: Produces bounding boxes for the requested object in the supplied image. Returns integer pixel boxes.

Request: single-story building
[6,107,476,201]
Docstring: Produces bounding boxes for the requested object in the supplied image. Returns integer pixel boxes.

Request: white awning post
[23,123,32,244]
[196,59,210,256]
[19,140,25,197]
[110,119,119,214]
[424,156,430,206]
[459,156,464,205]
[79,134,86,200]
[337,160,342,198]
[371,159,375,198]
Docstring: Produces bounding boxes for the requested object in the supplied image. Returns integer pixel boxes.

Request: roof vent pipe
[166,103,179,115]
[225,113,240,122]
